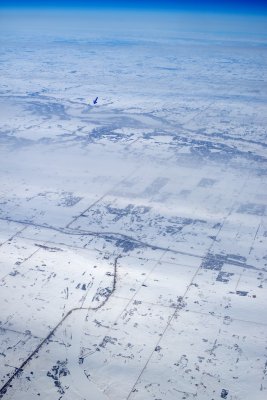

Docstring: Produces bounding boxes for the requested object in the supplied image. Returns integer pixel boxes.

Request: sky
[1,1,267,38]
[0,0,267,15]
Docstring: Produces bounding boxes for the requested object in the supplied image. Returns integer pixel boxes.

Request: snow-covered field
[0,10,267,400]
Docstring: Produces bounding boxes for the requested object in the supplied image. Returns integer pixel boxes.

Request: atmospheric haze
[0,5,267,400]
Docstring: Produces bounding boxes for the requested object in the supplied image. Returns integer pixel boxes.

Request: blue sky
[0,1,267,14]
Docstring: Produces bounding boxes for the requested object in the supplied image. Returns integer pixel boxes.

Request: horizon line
[1,6,267,17]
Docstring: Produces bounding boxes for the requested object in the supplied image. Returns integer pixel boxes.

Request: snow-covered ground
[0,10,267,400]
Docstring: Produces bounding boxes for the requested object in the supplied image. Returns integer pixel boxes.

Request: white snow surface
[0,10,267,400]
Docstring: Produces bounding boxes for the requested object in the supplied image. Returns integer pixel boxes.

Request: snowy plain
[0,10,267,400]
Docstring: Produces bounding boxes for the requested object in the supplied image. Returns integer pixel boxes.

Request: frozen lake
[0,10,267,400]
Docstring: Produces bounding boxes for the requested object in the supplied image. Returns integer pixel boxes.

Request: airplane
[93,97,98,105]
